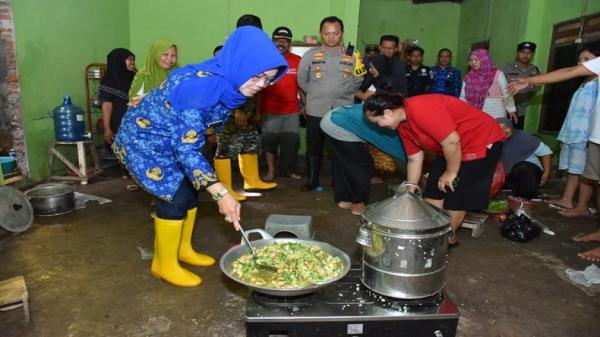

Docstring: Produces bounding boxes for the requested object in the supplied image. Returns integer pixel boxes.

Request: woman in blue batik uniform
[113,27,287,287]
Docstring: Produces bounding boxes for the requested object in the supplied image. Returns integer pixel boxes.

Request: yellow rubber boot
[151,217,202,287]
[214,158,247,201]
[239,153,278,190]
[178,208,216,267]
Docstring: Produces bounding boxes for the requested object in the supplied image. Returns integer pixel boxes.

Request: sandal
[544,199,573,209]
[558,209,590,218]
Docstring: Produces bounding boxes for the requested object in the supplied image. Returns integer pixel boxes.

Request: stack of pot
[356,183,451,299]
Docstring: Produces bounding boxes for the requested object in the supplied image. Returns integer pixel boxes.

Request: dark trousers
[507,161,542,199]
[515,115,525,130]
[262,131,300,176]
[156,178,198,220]
[330,137,373,204]
[306,115,327,161]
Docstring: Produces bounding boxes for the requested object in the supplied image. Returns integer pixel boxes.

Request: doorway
[539,13,600,134]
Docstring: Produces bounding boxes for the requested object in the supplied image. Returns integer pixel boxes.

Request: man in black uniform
[405,46,433,97]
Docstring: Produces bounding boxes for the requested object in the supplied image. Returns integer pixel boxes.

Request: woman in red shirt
[364,93,505,246]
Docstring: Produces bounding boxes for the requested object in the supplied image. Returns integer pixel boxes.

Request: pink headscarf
[464,49,497,109]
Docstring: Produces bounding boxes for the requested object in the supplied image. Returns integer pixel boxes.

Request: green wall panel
[457,0,600,141]
[456,0,529,75]
[12,0,600,182]
[357,0,461,66]
[12,0,130,181]
[128,0,361,67]
[521,0,600,135]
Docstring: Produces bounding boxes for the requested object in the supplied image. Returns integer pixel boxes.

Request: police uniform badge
[352,50,367,77]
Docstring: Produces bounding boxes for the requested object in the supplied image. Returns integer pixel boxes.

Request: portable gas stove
[246,268,459,337]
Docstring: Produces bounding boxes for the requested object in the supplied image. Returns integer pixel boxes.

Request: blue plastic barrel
[53,96,86,141]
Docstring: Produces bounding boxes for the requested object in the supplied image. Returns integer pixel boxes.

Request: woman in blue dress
[113,27,287,287]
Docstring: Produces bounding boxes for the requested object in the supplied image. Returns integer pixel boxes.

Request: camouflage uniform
[215,97,259,158]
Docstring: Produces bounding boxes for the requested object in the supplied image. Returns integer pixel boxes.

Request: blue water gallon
[53,96,86,141]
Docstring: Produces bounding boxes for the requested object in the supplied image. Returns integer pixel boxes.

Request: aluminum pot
[25,183,75,216]
[356,183,451,299]
[220,229,351,296]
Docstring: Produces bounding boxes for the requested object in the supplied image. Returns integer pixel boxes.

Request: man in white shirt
[509,57,600,262]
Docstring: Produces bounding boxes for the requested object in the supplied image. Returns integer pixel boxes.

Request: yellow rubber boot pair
[239,153,277,190]
[151,208,215,287]
[214,158,247,201]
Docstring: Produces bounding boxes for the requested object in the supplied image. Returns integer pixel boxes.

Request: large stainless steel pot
[356,183,451,299]
[25,183,75,216]
[220,229,351,297]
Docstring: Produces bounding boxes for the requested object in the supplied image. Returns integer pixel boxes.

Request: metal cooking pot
[356,183,451,299]
[220,229,351,297]
[25,183,75,216]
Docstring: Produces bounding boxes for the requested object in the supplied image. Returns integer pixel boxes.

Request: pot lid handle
[394,182,422,197]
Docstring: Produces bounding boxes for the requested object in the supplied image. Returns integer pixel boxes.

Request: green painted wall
[12,0,600,182]
[128,0,359,159]
[456,0,529,75]
[128,0,361,67]
[12,0,130,181]
[357,0,461,66]
[521,0,600,140]
[457,0,600,146]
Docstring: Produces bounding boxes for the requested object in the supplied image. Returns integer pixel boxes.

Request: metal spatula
[239,224,278,273]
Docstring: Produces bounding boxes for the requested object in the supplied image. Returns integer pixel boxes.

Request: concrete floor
[1,162,599,337]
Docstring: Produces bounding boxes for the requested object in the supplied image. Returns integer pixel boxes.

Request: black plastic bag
[501,214,541,242]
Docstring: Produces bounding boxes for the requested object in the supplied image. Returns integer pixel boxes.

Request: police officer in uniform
[405,46,434,97]
[297,16,365,191]
[502,42,541,129]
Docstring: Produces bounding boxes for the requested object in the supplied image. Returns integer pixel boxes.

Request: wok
[220,229,351,297]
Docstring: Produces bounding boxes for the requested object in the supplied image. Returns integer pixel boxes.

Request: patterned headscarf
[464,49,497,109]
[128,39,177,98]
[168,26,287,110]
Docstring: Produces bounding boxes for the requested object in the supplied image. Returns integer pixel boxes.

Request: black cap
[272,26,292,40]
[517,41,536,52]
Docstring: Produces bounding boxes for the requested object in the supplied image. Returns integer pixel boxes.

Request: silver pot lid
[362,185,449,232]
[0,186,34,233]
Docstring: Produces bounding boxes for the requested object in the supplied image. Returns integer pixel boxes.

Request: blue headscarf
[168,26,288,110]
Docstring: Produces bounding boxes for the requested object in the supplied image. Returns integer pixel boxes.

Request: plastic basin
[0,156,16,174]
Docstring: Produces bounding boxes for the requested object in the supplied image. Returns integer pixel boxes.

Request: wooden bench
[0,276,29,323]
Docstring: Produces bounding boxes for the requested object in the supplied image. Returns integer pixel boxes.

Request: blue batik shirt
[430,66,462,97]
[113,70,231,201]
[557,79,598,144]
